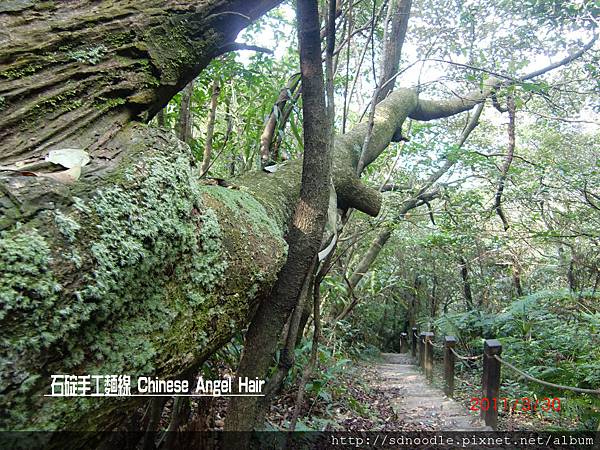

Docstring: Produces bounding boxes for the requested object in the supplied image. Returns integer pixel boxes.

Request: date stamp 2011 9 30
[470,397,561,412]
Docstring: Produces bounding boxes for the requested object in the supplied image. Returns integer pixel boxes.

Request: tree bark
[375,0,412,103]
[0,123,293,437]
[459,256,475,309]
[224,0,332,438]
[0,0,283,166]
[259,75,300,167]
[259,264,315,407]
[156,109,165,127]
[493,94,515,231]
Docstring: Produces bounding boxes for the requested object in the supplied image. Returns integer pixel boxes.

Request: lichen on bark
[0,124,287,431]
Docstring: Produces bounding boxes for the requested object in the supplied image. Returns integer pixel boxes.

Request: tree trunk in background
[512,256,524,297]
[568,257,577,292]
[347,227,392,290]
[375,0,412,103]
[430,273,438,317]
[260,266,315,407]
[178,81,194,145]
[408,282,416,329]
[296,291,313,345]
[259,75,301,167]
[272,86,302,160]
[224,0,332,438]
[459,256,474,309]
[407,275,424,328]
[200,78,220,176]
[493,94,515,231]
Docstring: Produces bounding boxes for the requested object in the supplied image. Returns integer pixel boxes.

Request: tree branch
[216,42,275,55]
[411,35,597,121]
[493,94,515,231]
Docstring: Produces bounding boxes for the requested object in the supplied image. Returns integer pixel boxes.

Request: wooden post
[418,332,425,367]
[400,332,408,353]
[481,339,502,430]
[444,336,457,397]
[423,332,434,380]
[411,327,418,358]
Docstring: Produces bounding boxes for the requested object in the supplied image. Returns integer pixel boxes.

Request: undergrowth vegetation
[433,291,600,429]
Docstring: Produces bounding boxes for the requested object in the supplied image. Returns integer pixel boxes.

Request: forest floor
[263,352,487,431]
[264,351,569,432]
[153,352,575,434]
[134,350,586,450]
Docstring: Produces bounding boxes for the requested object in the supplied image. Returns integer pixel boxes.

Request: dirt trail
[372,353,490,431]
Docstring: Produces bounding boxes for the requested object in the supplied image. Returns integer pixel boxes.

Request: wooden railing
[399,328,600,430]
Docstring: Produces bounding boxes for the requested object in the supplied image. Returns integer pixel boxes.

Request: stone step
[374,352,489,432]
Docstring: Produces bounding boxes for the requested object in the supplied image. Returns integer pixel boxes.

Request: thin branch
[412,35,597,120]
[473,151,537,166]
[289,258,322,431]
[582,182,600,212]
[216,42,274,55]
[493,94,515,231]
[521,35,598,81]
[205,11,251,21]
[421,35,597,83]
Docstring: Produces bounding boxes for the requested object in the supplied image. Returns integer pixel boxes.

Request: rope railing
[397,331,599,431]
[450,346,482,361]
[494,354,600,395]
[429,339,444,350]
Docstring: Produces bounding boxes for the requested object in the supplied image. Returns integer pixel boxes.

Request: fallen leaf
[38,166,82,184]
[263,164,278,173]
[45,148,90,169]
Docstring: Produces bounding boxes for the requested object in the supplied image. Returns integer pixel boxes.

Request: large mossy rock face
[0,124,288,431]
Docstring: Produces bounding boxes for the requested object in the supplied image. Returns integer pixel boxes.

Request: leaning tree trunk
[0,1,495,440]
[224,0,332,438]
